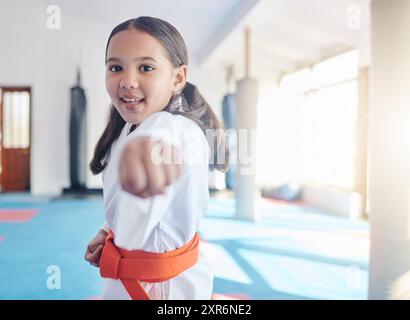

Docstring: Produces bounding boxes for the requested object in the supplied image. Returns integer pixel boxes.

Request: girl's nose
[120,72,139,90]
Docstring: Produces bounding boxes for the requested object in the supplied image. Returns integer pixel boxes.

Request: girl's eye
[108,65,122,72]
[140,65,154,72]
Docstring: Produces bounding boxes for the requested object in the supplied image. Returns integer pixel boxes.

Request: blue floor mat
[0,193,369,300]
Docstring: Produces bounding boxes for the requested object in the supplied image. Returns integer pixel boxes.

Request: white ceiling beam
[195,0,261,65]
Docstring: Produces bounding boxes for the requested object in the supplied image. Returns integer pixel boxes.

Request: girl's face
[105,28,187,124]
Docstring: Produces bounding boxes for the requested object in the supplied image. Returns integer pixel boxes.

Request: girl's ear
[173,65,187,94]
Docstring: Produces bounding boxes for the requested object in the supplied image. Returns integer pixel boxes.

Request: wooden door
[0,87,31,192]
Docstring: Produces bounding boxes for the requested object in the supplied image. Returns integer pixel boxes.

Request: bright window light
[258,50,359,190]
[3,91,30,149]
[312,50,358,88]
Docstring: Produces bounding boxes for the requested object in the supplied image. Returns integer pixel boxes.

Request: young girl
[84,16,228,300]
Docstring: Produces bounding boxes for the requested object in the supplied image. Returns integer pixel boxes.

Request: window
[2,91,30,149]
[277,50,359,190]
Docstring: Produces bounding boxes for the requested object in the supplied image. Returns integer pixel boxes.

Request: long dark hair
[90,16,229,175]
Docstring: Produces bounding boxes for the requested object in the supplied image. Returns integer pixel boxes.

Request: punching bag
[69,70,87,190]
[234,28,259,222]
[222,93,236,190]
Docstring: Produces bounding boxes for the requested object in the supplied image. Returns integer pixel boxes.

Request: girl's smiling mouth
[120,95,145,110]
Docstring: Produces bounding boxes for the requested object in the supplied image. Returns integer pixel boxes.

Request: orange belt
[100,230,200,300]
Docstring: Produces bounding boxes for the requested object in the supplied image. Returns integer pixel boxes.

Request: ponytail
[166,82,229,172]
[89,105,125,174]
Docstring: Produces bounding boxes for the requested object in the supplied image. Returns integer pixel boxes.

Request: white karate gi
[100,111,214,300]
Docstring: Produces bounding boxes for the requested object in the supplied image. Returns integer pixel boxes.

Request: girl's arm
[109,112,206,249]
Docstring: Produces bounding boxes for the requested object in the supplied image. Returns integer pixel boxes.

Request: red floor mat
[0,209,38,222]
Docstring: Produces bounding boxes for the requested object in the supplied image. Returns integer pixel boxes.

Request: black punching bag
[69,69,87,190]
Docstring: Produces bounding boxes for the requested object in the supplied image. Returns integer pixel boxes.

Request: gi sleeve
[110,112,189,250]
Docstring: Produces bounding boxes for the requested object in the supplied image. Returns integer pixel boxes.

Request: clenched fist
[119,137,182,198]
[84,229,108,267]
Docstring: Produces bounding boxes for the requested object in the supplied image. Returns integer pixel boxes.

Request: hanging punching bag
[222,93,236,190]
[69,69,87,190]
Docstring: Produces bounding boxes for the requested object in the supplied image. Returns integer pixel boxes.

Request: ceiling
[202,0,371,80]
[53,0,258,65]
[7,0,371,83]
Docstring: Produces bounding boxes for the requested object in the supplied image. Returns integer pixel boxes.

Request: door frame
[0,86,32,192]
